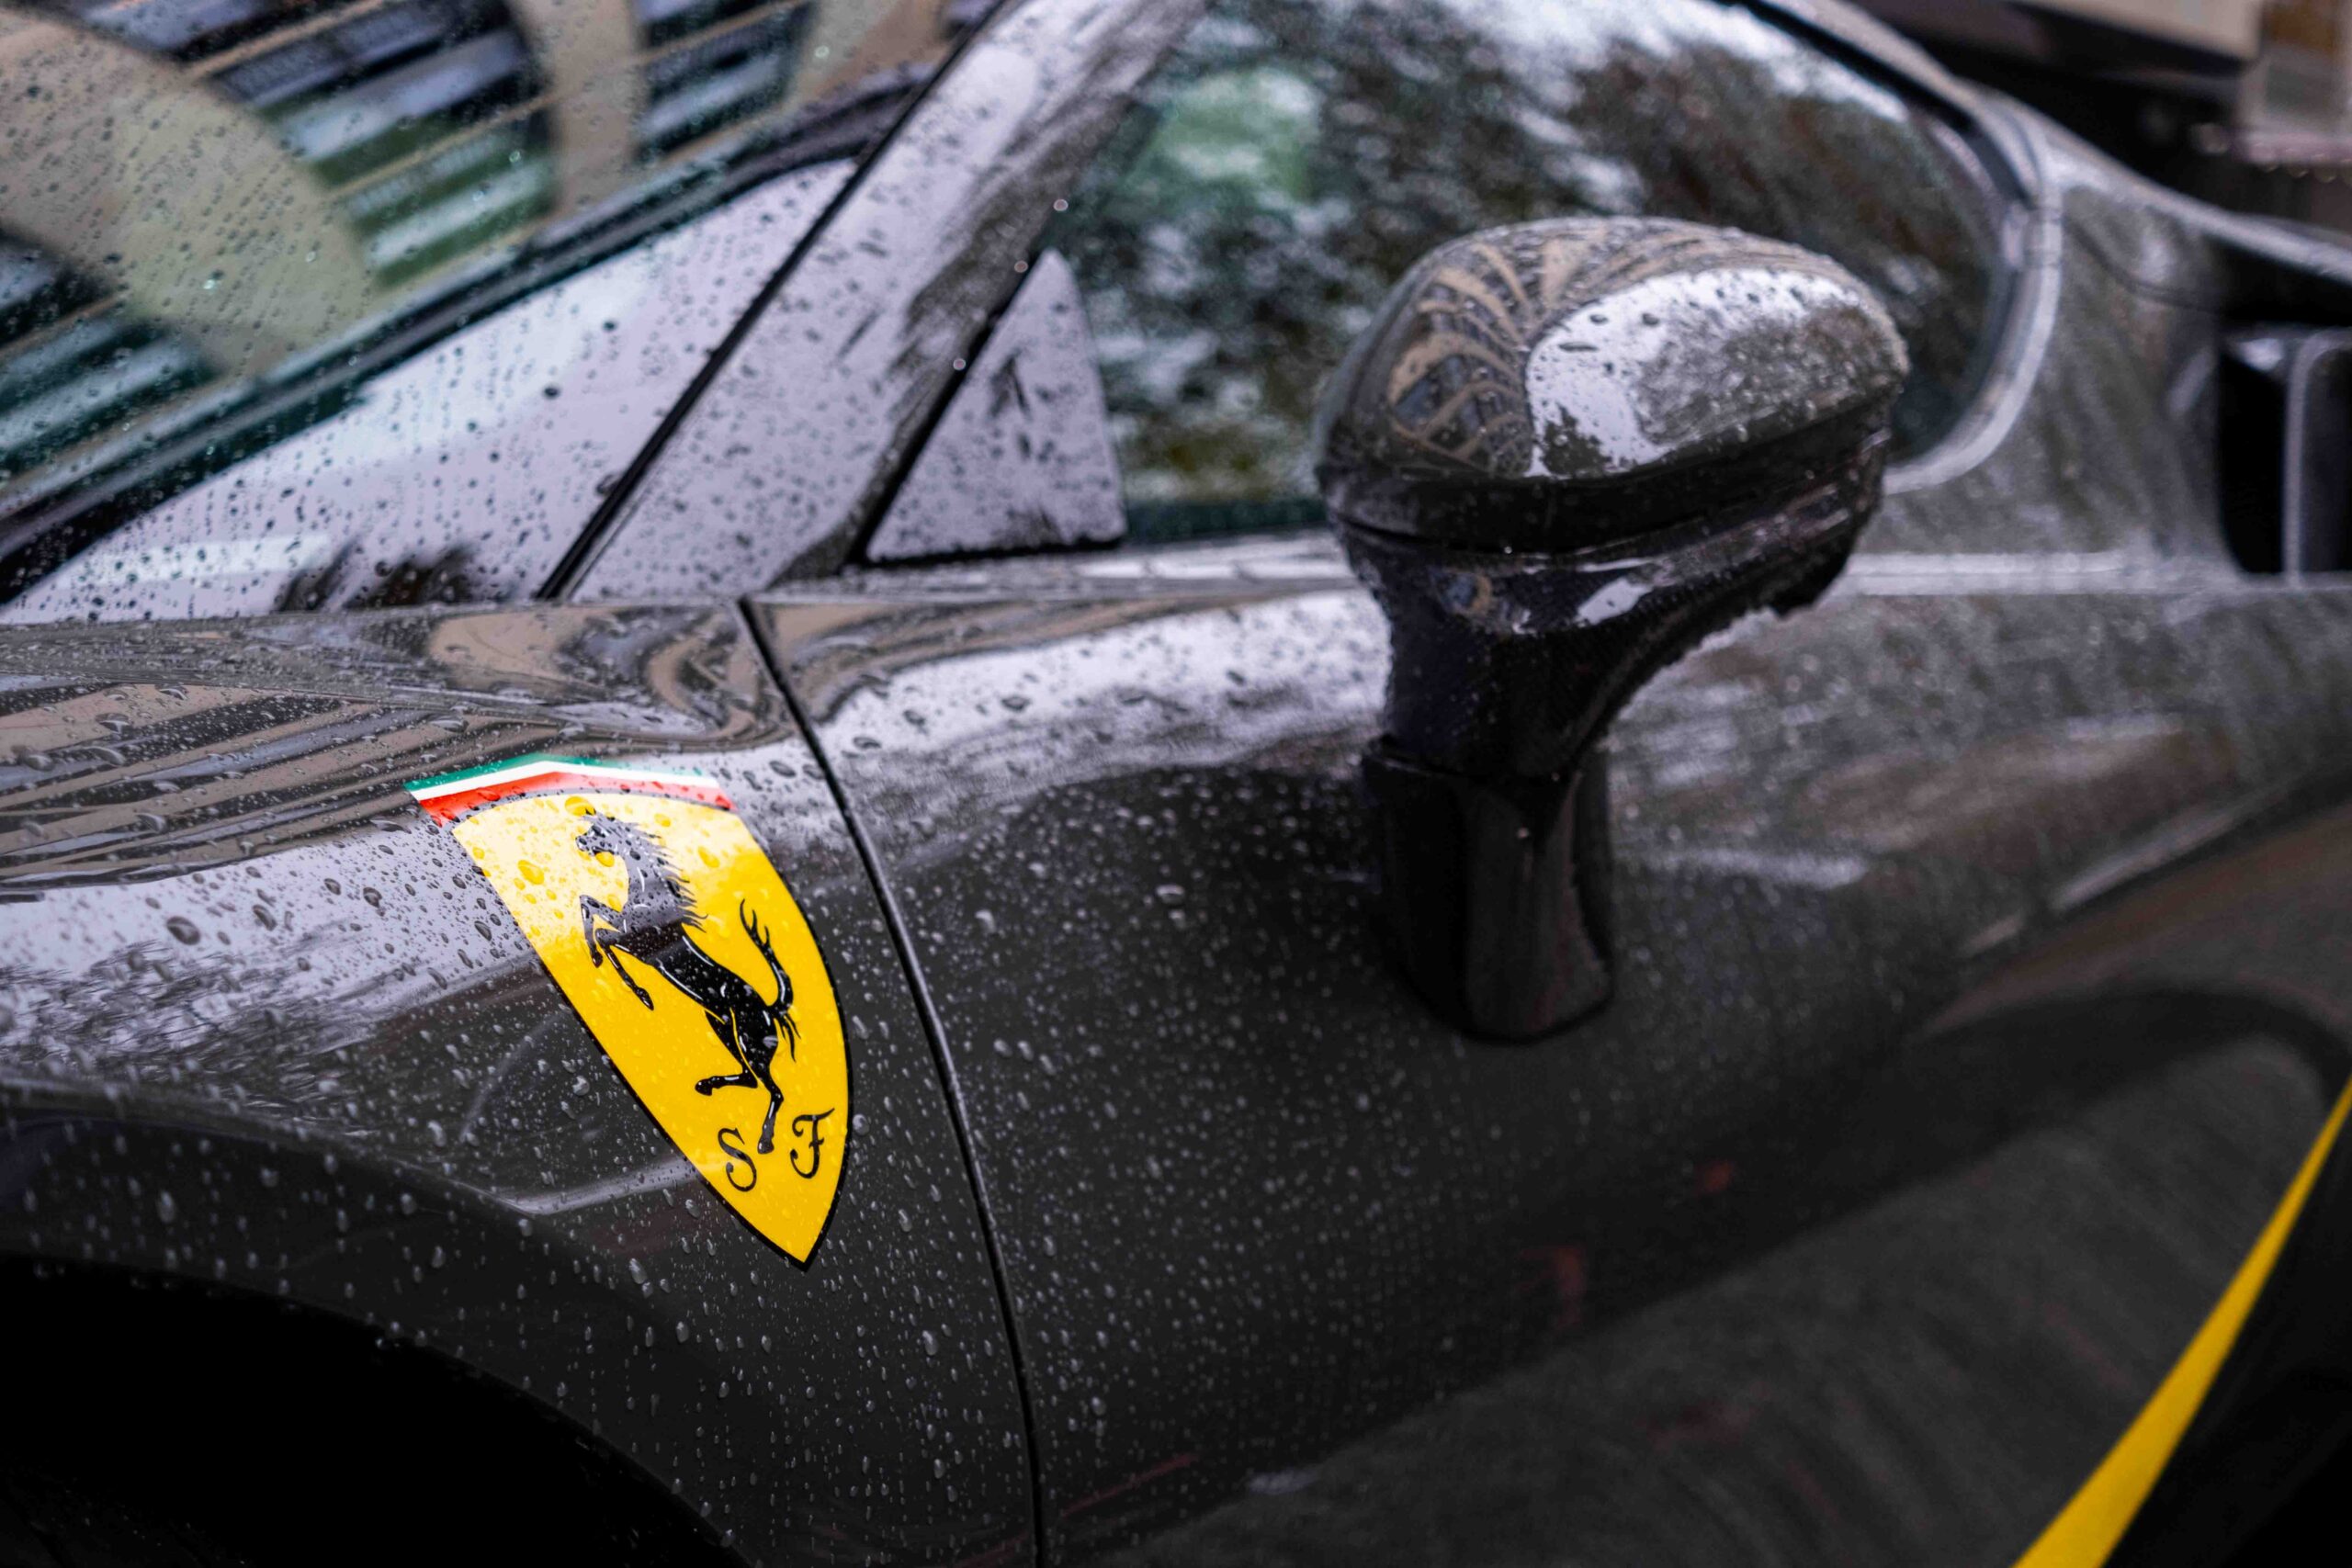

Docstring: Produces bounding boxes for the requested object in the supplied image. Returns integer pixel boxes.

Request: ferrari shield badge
[409,756,847,1262]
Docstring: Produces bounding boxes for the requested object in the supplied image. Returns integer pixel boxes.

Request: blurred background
[1859,0,2352,230]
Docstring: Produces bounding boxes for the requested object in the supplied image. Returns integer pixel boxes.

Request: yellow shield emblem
[410,756,848,1262]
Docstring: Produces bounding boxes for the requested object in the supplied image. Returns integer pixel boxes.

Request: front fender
[0,601,1031,1566]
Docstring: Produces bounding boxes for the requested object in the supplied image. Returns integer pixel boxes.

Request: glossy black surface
[761,541,2352,1562]
[1111,1036,2324,1567]
[1315,221,1906,550]
[1340,487,1878,784]
[1339,471,1885,1037]
[1317,220,1900,782]
[2218,325,2352,576]
[1361,751,1612,1038]
[0,601,1033,1565]
[5,0,2352,1560]
[1316,220,1903,1033]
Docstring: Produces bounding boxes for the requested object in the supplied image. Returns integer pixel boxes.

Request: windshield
[0,0,982,609]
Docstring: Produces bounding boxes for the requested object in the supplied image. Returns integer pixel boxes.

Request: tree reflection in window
[1053,0,2004,541]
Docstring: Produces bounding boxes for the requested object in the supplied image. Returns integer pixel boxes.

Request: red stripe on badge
[410,761,732,824]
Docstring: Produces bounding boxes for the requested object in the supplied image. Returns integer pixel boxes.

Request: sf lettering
[718,1126,759,1190]
[718,1107,831,1191]
[789,1108,832,1179]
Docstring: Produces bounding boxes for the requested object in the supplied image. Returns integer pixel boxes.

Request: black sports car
[4,1,2351,1563]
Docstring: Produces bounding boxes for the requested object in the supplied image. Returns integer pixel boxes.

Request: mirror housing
[1316,219,1907,1039]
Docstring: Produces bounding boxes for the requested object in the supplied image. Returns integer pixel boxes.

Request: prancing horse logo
[574,811,798,1155]
[407,755,850,1263]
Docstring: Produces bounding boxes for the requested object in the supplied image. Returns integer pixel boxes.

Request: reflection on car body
[4,0,2352,1565]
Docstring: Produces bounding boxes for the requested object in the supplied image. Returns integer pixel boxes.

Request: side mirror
[1315,220,1908,1039]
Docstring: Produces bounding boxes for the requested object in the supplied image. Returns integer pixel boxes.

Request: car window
[0,0,992,614]
[1047,0,2008,543]
[0,163,845,624]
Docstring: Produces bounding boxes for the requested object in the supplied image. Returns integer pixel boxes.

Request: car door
[618,0,2352,1562]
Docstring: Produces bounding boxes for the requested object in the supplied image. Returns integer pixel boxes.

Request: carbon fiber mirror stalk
[1315,219,1908,1039]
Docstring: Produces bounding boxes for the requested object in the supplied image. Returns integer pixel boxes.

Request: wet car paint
[4,539,2351,1562]
[757,540,2352,1561]
[0,0,2349,1561]
[0,602,1034,1565]
[1108,1034,2327,1567]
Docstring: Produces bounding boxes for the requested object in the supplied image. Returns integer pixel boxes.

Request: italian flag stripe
[406,754,732,823]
